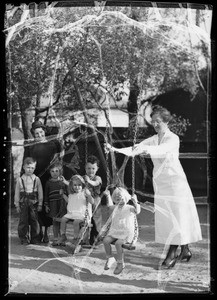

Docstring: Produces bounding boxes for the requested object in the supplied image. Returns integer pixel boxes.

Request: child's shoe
[113,262,125,275]
[72,237,79,244]
[58,234,67,246]
[81,241,92,249]
[20,239,30,245]
[104,257,116,270]
[30,239,41,245]
[51,239,59,246]
[42,234,49,243]
[95,235,104,246]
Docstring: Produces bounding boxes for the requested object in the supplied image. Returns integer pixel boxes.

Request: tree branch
[69,67,108,173]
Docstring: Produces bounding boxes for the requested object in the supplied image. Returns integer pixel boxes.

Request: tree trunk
[127,81,139,122]
[70,69,108,174]
[17,96,30,140]
[196,9,200,26]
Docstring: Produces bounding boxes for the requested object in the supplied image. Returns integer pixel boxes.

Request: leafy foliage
[168,114,191,137]
[5,4,210,139]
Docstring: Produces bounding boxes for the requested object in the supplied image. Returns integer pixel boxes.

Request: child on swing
[101,187,141,275]
[44,162,68,246]
[57,174,94,245]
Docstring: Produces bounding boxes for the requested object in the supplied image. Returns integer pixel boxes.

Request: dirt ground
[5,205,211,295]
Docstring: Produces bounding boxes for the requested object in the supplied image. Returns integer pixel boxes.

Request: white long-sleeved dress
[107,205,139,243]
[115,129,202,245]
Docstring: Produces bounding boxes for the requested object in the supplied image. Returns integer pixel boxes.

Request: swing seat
[110,240,136,251]
[94,237,136,250]
[122,243,136,250]
[81,244,93,249]
[76,221,93,248]
[54,219,92,246]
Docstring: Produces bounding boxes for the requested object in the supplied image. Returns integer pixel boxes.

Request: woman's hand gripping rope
[130,194,141,214]
[104,142,115,154]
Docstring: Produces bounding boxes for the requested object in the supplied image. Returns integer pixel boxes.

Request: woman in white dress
[106,106,202,269]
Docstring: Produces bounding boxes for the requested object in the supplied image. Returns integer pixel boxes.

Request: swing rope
[104,108,111,187]
[73,125,95,251]
[85,124,88,167]
[122,98,140,250]
[95,89,141,251]
[80,106,109,251]
[74,27,142,251]
[73,198,92,254]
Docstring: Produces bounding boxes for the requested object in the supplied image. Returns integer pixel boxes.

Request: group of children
[14,155,141,275]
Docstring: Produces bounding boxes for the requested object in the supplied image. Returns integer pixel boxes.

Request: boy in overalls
[14,157,43,244]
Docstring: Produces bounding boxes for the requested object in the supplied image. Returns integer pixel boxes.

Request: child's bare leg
[114,239,125,274]
[53,220,60,240]
[103,236,116,258]
[103,236,116,270]
[60,217,68,235]
[51,220,60,245]
[115,239,124,262]
[73,219,82,239]
[93,206,102,233]
[43,226,49,243]
[57,217,69,244]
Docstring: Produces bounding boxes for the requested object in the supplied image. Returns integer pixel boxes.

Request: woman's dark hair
[30,120,46,136]
[150,105,172,123]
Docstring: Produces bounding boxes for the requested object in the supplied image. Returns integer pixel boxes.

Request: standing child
[83,155,102,245]
[102,187,141,275]
[44,162,68,246]
[57,175,94,245]
[14,157,43,244]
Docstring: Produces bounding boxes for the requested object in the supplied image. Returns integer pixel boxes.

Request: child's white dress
[64,191,92,223]
[107,205,138,243]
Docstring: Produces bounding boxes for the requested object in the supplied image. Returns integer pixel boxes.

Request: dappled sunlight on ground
[7,207,210,295]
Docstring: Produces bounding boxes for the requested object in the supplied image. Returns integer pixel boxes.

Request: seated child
[14,157,43,244]
[57,174,94,245]
[101,187,141,275]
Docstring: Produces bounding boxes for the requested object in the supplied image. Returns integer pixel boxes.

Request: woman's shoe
[178,250,192,262]
[161,257,178,269]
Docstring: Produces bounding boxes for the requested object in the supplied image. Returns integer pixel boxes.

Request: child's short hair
[68,174,86,193]
[112,187,131,204]
[86,155,100,167]
[49,161,63,171]
[23,157,36,166]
